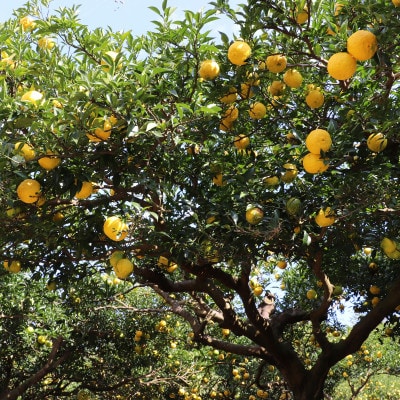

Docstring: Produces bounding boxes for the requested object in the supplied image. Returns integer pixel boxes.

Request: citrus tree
[1,0,400,398]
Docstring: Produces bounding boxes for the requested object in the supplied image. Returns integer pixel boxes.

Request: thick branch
[0,337,70,400]
[333,274,400,361]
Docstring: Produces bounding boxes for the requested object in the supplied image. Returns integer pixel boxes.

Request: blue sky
[3,0,240,36]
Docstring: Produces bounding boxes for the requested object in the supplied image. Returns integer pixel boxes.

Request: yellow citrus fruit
[219,87,237,104]
[219,118,233,132]
[223,105,239,122]
[246,71,260,85]
[245,206,264,225]
[21,90,43,105]
[315,207,335,227]
[113,258,134,279]
[227,41,251,66]
[367,133,387,153]
[277,260,287,269]
[263,175,280,187]
[103,216,129,241]
[19,16,36,31]
[305,90,325,109]
[234,134,250,150]
[393,0,400,6]
[249,102,266,119]
[52,212,64,223]
[253,286,263,296]
[306,289,317,300]
[239,83,255,99]
[38,151,61,170]
[110,250,125,267]
[326,25,337,36]
[386,249,400,259]
[4,260,22,273]
[281,163,298,183]
[380,237,397,254]
[17,179,41,203]
[347,30,378,61]
[296,8,309,24]
[75,181,93,199]
[334,3,344,16]
[303,153,329,174]
[283,69,303,88]
[15,142,35,161]
[87,118,112,142]
[327,52,357,80]
[199,59,220,80]
[305,129,332,154]
[38,37,55,50]
[268,80,285,96]
[158,256,178,272]
[212,172,225,186]
[266,54,287,73]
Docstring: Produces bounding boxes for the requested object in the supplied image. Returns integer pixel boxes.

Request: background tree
[1,0,400,399]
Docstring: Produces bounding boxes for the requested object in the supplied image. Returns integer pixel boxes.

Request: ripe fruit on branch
[4,260,22,273]
[219,87,237,104]
[367,133,387,153]
[17,179,41,203]
[380,237,400,259]
[109,250,125,267]
[38,151,61,170]
[306,289,317,300]
[87,118,112,142]
[305,129,332,154]
[315,207,335,227]
[113,258,134,279]
[249,102,266,119]
[266,54,287,73]
[228,40,251,66]
[199,59,220,80]
[234,134,250,150]
[158,256,179,273]
[74,181,93,199]
[223,105,239,122]
[296,8,309,24]
[302,153,329,174]
[327,52,357,80]
[15,142,35,161]
[245,206,264,225]
[268,80,285,96]
[347,30,377,61]
[103,216,129,241]
[276,260,287,270]
[283,69,303,88]
[305,89,324,109]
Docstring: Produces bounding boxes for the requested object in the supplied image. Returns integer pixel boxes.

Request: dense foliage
[1,0,400,398]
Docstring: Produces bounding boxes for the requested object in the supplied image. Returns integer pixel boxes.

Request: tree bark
[0,337,70,400]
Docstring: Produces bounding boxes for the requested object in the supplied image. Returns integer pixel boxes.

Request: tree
[1,0,400,398]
